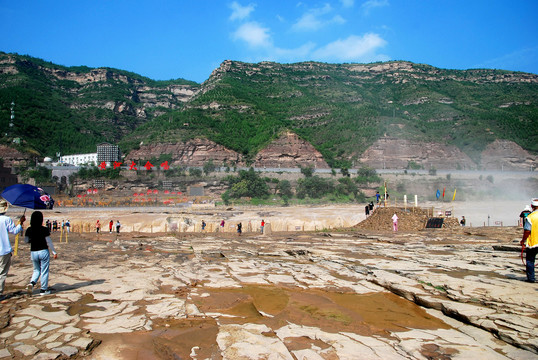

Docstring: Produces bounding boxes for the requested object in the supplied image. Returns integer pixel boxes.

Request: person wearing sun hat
[521,198,538,283]
[0,198,26,300]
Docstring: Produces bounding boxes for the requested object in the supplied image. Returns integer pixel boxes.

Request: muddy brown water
[83,284,450,359]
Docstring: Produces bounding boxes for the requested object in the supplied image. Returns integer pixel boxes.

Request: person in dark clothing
[520,205,532,226]
[24,211,57,296]
[365,205,370,216]
[237,222,242,236]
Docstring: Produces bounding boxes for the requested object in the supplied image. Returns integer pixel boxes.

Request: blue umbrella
[1,184,54,210]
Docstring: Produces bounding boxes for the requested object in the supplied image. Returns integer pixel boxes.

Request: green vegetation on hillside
[0,52,198,157]
[123,60,537,167]
[1,53,536,167]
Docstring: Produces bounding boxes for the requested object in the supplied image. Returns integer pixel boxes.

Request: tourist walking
[0,199,25,301]
[24,211,57,296]
[109,220,113,233]
[116,220,121,234]
[201,220,206,232]
[237,222,242,236]
[521,198,538,283]
[460,216,466,226]
[261,219,265,233]
[96,220,101,234]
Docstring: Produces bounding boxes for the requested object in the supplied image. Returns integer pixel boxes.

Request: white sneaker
[26,283,34,295]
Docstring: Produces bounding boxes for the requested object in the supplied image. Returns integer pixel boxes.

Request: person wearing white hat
[0,199,26,300]
[521,198,538,283]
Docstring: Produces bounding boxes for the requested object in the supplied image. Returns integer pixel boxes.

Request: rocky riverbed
[0,205,536,359]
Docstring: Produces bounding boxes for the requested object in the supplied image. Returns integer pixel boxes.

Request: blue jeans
[31,250,50,290]
[525,247,538,282]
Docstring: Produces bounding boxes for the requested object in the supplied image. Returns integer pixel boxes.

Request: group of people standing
[206,219,265,235]
[95,219,121,234]
[44,219,70,232]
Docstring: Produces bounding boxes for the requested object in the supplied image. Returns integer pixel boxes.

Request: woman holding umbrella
[24,211,57,296]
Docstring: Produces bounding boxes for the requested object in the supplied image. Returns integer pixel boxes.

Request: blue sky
[1,0,537,83]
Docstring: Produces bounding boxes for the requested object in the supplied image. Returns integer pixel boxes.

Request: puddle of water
[91,285,451,359]
[92,318,219,360]
[430,268,508,280]
[66,293,105,316]
[194,285,450,334]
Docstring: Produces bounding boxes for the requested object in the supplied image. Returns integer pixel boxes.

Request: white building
[60,153,98,166]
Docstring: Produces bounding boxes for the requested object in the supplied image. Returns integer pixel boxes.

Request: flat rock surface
[0,205,536,359]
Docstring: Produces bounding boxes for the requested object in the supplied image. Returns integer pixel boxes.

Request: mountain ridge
[1,52,537,170]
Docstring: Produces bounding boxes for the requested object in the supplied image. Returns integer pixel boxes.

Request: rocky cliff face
[481,140,536,171]
[358,137,536,171]
[0,145,32,167]
[124,138,244,167]
[254,132,329,169]
[123,132,330,169]
[0,54,198,120]
[358,137,476,170]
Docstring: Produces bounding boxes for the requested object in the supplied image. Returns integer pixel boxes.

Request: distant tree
[203,159,216,175]
[222,167,270,200]
[189,168,202,177]
[300,165,314,178]
[296,176,334,199]
[276,180,293,198]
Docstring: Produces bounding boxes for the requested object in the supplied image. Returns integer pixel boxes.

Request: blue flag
[436,189,441,199]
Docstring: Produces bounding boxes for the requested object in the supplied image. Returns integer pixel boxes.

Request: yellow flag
[452,189,457,201]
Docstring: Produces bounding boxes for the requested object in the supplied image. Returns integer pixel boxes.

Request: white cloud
[293,13,323,31]
[341,0,355,8]
[229,1,255,21]
[292,4,346,32]
[361,0,389,14]
[232,22,272,48]
[312,33,389,62]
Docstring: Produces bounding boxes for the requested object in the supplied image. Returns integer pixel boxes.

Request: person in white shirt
[0,199,25,300]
